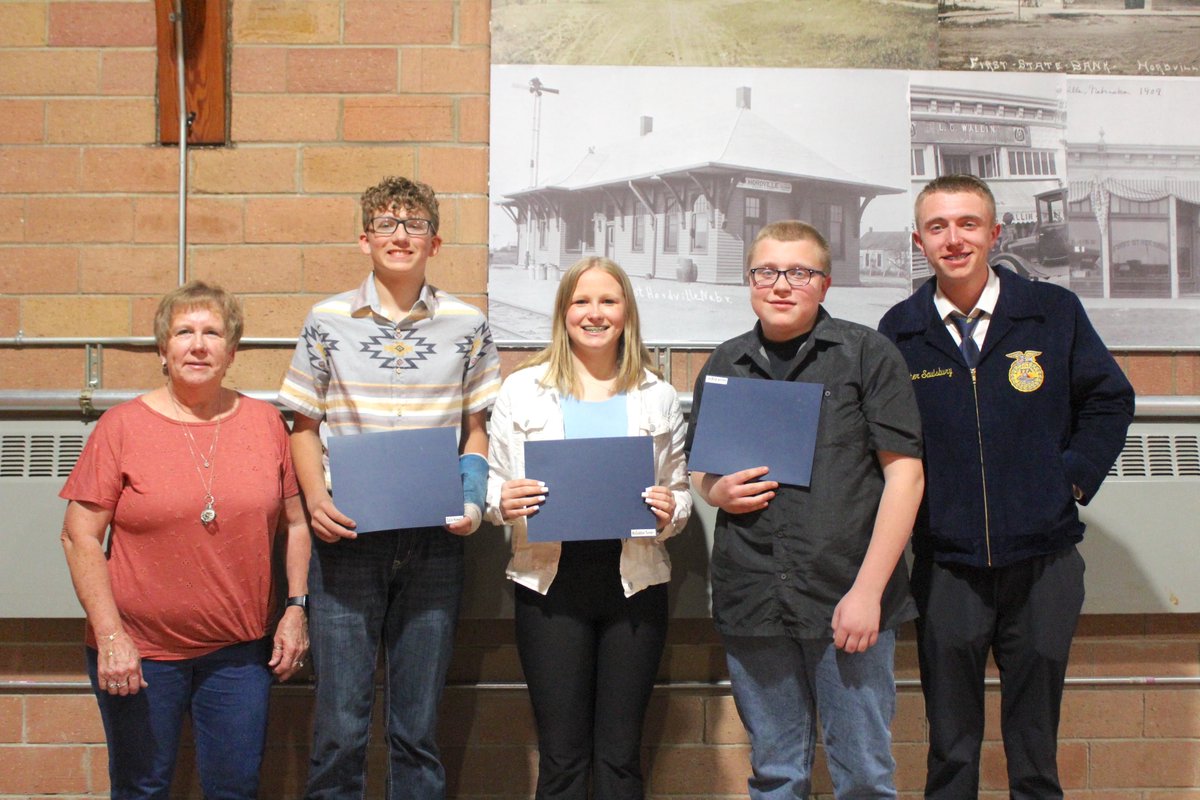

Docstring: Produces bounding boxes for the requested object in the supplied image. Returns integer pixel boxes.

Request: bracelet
[103,630,121,642]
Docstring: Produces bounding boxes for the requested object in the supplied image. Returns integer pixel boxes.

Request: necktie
[950,313,981,369]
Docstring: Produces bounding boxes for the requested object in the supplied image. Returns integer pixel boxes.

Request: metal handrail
[1,336,1197,417]
[0,391,1195,418]
[0,336,703,348]
[0,336,300,347]
[3,335,1197,353]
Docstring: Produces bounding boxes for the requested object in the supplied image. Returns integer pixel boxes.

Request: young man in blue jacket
[879,175,1134,799]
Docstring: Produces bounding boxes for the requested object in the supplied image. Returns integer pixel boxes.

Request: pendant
[200,496,216,525]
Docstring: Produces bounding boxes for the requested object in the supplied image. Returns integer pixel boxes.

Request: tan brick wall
[0,0,489,391]
[0,1,1197,798]
[1,617,1198,797]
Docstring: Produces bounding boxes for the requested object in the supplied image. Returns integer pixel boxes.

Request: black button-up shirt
[685,311,923,639]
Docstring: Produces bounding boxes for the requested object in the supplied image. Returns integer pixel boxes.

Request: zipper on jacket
[969,367,993,566]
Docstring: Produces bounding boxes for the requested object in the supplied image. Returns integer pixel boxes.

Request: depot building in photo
[498,87,904,287]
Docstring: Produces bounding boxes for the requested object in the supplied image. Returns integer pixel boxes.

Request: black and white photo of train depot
[487,66,914,344]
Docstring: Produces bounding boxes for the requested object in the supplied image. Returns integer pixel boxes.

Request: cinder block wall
[1,1,1197,798]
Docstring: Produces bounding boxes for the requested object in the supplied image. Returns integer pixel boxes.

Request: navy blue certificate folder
[328,427,464,534]
[688,375,824,487]
[523,435,658,543]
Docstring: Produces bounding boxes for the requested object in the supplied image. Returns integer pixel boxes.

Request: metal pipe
[0,389,282,412]
[172,0,188,285]
[0,336,299,347]
[4,675,1200,693]
[3,335,1199,354]
[1,390,1196,417]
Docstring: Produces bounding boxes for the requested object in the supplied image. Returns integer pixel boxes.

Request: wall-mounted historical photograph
[910,70,1200,346]
[488,66,914,343]
[491,0,937,68]
[938,0,1200,75]
[489,3,1200,347]
[909,71,1068,282]
[1061,76,1200,344]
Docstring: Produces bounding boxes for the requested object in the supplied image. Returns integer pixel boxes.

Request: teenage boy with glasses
[686,220,925,799]
[279,176,501,800]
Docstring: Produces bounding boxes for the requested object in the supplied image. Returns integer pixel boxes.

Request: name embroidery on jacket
[911,367,954,381]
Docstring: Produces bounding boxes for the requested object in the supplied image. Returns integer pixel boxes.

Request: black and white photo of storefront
[1064,79,1199,295]
[488,66,913,343]
[908,72,1199,346]
[909,74,1069,284]
[1061,76,1200,344]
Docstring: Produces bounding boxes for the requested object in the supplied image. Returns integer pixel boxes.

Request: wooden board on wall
[155,0,228,145]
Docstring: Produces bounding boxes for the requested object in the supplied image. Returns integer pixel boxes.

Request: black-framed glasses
[368,216,436,236]
[748,266,827,288]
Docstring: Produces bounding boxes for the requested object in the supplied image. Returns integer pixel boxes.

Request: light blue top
[561,394,627,440]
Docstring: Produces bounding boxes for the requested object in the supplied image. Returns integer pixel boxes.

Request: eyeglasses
[748,266,827,288]
[367,216,436,237]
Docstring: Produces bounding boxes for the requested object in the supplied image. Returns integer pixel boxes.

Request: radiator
[1,418,1196,618]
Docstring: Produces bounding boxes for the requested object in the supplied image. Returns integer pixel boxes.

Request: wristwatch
[286,595,308,612]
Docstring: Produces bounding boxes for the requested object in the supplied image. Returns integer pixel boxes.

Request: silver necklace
[168,388,223,525]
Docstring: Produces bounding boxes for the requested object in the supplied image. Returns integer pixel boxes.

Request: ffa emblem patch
[1006,350,1044,392]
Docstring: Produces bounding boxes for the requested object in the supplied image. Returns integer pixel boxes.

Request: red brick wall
[0,1,1197,797]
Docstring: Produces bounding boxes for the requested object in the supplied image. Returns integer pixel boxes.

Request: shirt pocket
[816,385,868,449]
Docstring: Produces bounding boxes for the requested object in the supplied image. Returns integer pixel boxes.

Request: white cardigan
[485,364,692,597]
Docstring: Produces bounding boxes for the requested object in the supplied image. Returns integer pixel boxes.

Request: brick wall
[0,1,1197,797]
[1,616,1198,798]
[0,0,491,393]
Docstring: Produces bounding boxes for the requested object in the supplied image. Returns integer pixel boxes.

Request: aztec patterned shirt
[278,275,501,458]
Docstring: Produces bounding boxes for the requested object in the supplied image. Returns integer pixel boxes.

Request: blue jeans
[86,638,273,800]
[304,527,464,800]
[722,631,898,800]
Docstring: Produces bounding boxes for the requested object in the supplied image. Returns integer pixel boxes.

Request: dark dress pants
[911,545,1085,800]
[515,539,668,800]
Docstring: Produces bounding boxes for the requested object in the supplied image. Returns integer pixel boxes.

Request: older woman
[59,281,310,799]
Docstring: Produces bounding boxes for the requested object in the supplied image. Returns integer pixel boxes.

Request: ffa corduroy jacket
[878,268,1134,569]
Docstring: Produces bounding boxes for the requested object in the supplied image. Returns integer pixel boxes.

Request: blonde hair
[521,257,661,398]
[746,220,831,273]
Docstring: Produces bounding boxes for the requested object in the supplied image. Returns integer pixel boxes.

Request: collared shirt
[934,266,1000,350]
[278,274,501,479]
[685,311,923,639]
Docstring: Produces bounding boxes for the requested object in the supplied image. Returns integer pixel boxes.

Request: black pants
[911,546,1085,800]
[514,540,669,800]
